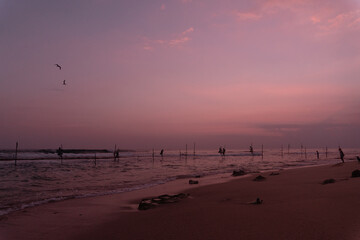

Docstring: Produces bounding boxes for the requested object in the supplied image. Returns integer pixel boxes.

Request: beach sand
[1,161,360,240]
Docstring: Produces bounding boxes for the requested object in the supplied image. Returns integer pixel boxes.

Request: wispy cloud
[310,16,320,24]
[143,27,195,50]
[229,0,360,37]
[143,43,154,51]
[168,36,190,46]
[231,0,308,23]
[326,10,360,31]
[182,27,194,35]
[234,11,262,21]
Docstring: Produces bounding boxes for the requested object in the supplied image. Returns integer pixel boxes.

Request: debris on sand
[270,172,279,176]
[253,175,266,181]
[351,169,360,178]
[249,198,263,205]
[189,180,199,184]
[138,193,189,210]
[232,170,246,176]
[322,178,335,185]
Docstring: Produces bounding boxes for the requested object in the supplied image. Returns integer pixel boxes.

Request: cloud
[143,27,195,50]
[326,10,360,31]
[263,0,360,33]
[231,0,308,23]
[143,44,154,51]
[254,121,360,147]
[310,16,320,24]
[235,11,262,21]
[182,27,194,35]
[168,36,190,46]
[228,0,360,39]
[306,9,360,37]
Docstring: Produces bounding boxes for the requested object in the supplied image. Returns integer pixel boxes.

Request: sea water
[0,147,358,216]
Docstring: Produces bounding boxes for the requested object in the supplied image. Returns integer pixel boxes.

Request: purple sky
[1,0,359,150]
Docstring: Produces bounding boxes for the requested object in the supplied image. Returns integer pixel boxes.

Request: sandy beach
[1,161,360,240]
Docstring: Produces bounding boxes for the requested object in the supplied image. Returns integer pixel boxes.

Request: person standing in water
[250,145,254,155]
[338,147,344,163]
[218,147,223,155]
[57,146,63,159]
[160,149,164,157]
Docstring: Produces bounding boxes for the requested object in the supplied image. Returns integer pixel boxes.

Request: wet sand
[1,161,360,240]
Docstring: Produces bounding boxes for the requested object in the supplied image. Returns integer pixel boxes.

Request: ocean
[0,147,358,216]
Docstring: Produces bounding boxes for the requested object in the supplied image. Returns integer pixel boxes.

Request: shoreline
[1,161,360,239]
[0,159,337,218]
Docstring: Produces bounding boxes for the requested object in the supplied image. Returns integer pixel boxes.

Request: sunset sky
[1,0,359,150]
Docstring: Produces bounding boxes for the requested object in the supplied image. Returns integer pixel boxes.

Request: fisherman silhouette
[113,149,119,161]
[338,147,345,163]
[56,147,63,159]
[218,147,223,155]
[160,149,164,157]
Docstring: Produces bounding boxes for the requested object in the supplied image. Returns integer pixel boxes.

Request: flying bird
[55,64,62,70]
[63,80,66,85]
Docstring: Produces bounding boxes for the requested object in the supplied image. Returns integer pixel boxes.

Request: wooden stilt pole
[325,146,328,158]
[114,144,117,162]
[15,141,18,166]
[61,144,63,164]
[288,144,290,154]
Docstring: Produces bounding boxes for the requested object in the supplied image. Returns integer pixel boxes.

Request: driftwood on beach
[322,178,335,184]
[232,169,246,176]
[138,193,189,210]
[189,180,199,184]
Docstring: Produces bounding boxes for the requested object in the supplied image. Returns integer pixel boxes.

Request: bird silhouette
[63,80,66,85]
[55,64,62,70]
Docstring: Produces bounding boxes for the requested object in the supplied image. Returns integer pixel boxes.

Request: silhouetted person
[357,156,360,163]
[338,147,344,163]
[63,80,66,85]
[316,151,319,159]
[218,147,223,155]
[222,147,226,156]
[113,149,119,161]
[160,149,164,157]
[57,147,63,159]
[250,145,254,155]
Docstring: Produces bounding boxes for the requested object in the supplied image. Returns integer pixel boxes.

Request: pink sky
[0,0,359,149]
